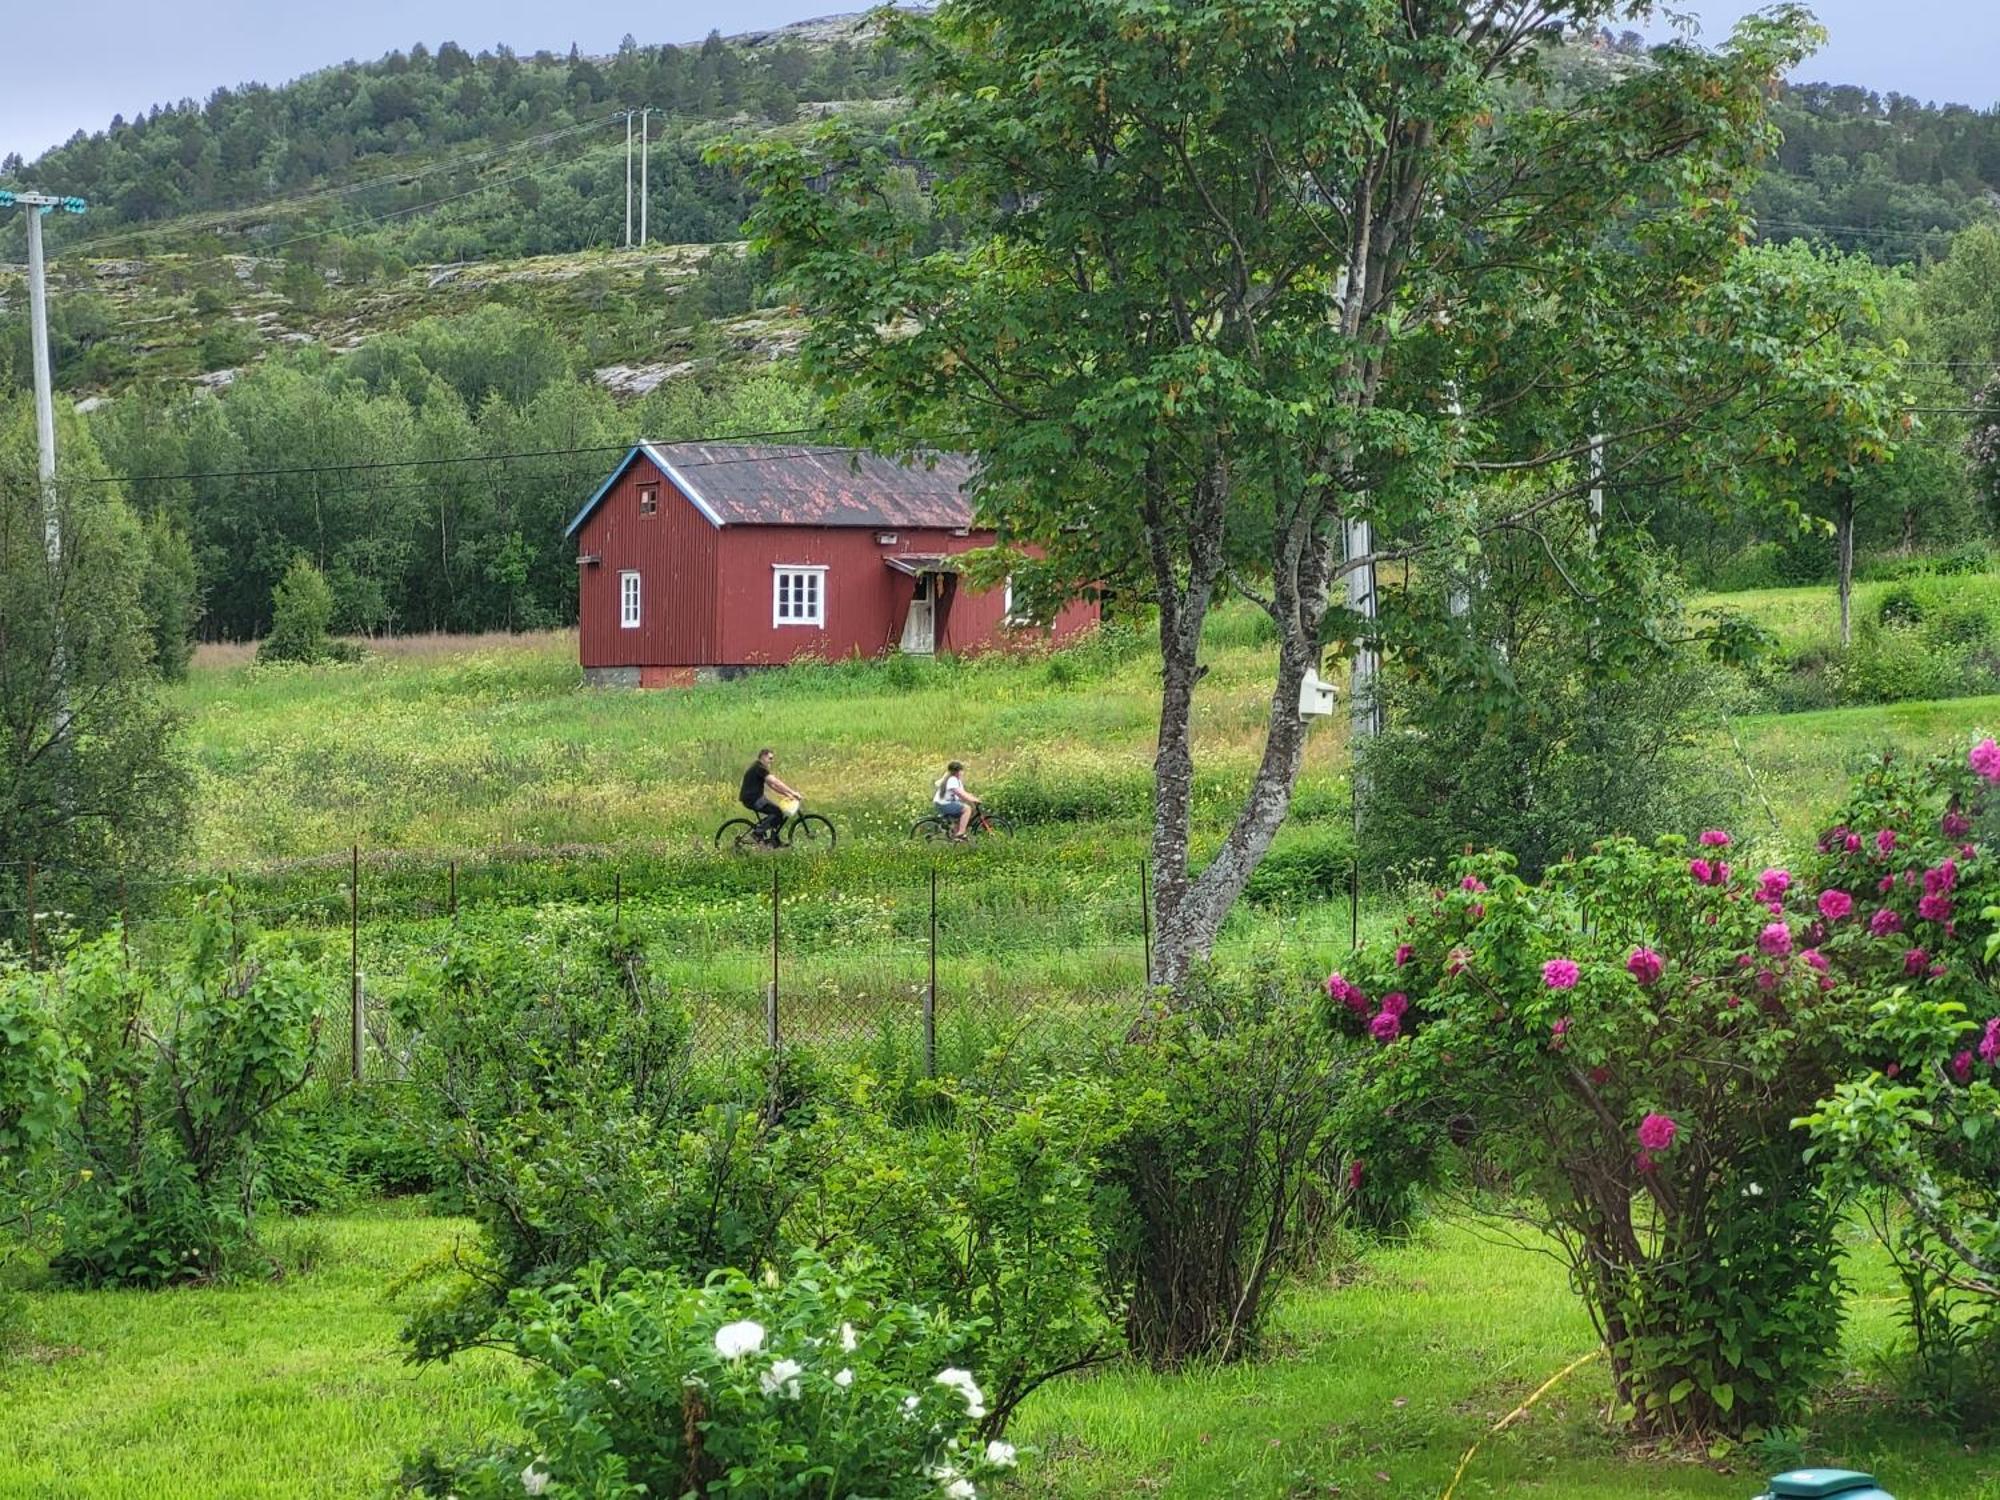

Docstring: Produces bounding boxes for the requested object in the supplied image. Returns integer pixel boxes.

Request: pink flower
[1469,903,1485,921]
[1551,1016,1573,1048]
[1460,875,1487,893]
[1715,861,1732,886]
[1903,948,1929,977]
[1878,876,1896,894]
[1635,1149,1657,1174]
[1636,1112,1678,1153]
[1626,948,1664,986]
[1369,1010,1402,1043]
[1393,943,1414,967]
[1802,948,1829,973]
[1942,809,1971,839]
[1868,909,1904,937]
[1979,1018,2000,1067]
[1950,1050,1974,1085]
[1844,834,1862,854]
[1756,869,1792,903]
[1379,991,1409,1018]
[1698,829,1733,848]
[1817,890,1854,922]
[1689,858,1713,885]
[1755,968,1779,993]
[1758,923,1793,958]
[1923,861,1958,897]
[1917,893,1953,924]
[1325,972,1369,1014]
[1445,946,1473,977]
[1875,829,1897,856]
[1970,737,2000,785]
[1589,1066,1612,1087]
[1347,1159,1365,1192]
[1543,958,1580,990]
[1885,1062,1901,1079]
[1930,962,1949,980]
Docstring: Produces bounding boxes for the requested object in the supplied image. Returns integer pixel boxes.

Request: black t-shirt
[740,761,770,808]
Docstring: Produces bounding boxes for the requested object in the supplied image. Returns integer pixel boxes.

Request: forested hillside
[2,15,1999,648]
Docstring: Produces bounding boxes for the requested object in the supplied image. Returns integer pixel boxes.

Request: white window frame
[619,569,642,629]
[772,565,828,628]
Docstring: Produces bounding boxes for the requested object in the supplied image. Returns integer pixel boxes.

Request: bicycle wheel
[911,815,949,841]
[788,813,837,850]
[715,817,757,852]
[974,815,1008,838]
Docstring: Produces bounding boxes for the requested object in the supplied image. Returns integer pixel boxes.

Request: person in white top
[932,759,981,841]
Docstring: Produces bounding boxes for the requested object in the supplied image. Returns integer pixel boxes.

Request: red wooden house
[567,442,1097,686]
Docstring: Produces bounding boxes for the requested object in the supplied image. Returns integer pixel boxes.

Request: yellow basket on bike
[770,793,801,818]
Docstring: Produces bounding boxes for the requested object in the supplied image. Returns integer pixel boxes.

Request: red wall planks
[576,455,718,668]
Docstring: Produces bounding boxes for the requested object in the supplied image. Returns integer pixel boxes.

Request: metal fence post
[448,859,458,923]
[23,859,36,967]
[924,864,938,1079]
[1349,857,1360,951]
[350,844,364,1085]
[766,865,781,1097]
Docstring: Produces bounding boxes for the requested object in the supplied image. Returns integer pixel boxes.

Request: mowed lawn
[5,1207,1994,1500]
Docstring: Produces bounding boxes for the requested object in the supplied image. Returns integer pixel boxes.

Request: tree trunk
[1837,492,1855,649]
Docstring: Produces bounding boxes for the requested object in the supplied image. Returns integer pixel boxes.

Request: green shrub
[409,1256,1018,1500]
[796,1069,1125,1431]
[1105,966,1351,1367]
[1795,744,2000,1431]
[396,912,814,1359]
[50,893,323,1285]
[1336,838,1873,1436]
[257,554,336,666]
[1243,824,1355,908]
[0,965,83,1259]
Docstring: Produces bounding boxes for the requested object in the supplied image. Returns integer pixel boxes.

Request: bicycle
[910,806,1007,842]
[714,800,837,853]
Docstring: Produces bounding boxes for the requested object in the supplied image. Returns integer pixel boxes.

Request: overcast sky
[4,1,1996,166]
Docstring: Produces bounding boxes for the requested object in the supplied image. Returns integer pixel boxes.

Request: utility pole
[639,107,652,246]
[0,191,87,568]
[623,112,634,248]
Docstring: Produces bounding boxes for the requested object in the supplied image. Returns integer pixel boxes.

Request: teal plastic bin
[1755,1471,1893,1500]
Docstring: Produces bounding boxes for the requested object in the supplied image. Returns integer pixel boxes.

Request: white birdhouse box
[1298,666,1338,721]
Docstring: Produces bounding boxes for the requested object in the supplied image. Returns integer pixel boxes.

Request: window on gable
[773,566,827,627]
[638,486,659,517]
[620,570,642,629]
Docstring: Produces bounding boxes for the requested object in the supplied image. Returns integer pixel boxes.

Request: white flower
[760,1358,804,1399]
[983,1440,1017,1469]
[521,1461,551,1496]
[607,1377,624,1392]
[903,1394,922,1418]
[834,1368,854,1388]
[944,1481,977,1500]
[934,1367,987,1420]
[714,1320,766,1360]
[840,1321,859,1353]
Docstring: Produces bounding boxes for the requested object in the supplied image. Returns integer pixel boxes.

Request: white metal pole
[639,108,651,246]
[1345,514,1380,743]
[25,206,58,567]
[1588,427,1605,545]
[624,113,633,248]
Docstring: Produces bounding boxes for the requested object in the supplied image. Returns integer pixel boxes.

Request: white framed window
[619,570,642,629]
[773,565,827,627]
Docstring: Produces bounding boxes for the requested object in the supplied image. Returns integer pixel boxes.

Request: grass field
[5,1204,1992,1500]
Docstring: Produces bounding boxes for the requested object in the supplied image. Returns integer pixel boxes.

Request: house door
[900,573,936,654]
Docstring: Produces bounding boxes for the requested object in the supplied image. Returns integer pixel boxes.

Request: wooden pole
[24,859,36,967]
[448,859,458,922]
[350,844,363,1085]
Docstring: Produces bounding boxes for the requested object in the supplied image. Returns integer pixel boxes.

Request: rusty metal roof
[565,442,976,536]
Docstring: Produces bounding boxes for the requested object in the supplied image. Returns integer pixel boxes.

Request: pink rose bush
[1795,743,2000,1397]
[1331,836,1868,1437]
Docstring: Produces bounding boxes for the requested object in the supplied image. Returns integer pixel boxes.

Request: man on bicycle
[741,748,802,847]
[932,760,981,841]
